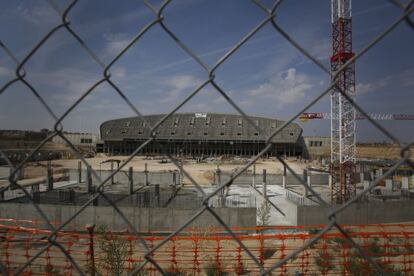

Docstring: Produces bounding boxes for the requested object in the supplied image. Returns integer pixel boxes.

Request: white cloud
[356,76,392,95]
[400,68,414,87]
[356,67,414,95]
[112,67,127,79]
[30,68,102,107]
[248,68,314,106]
[102,33,131,57]
[17,4,58,25]
[161,75,202,103]
[0,67,13,77]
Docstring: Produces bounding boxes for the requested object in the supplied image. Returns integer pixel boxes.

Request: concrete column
[402,177,409,190]
[385,179,393,191]
[262,169,267,198]
[87,166,93,193]
[252,164,256,188]
[92,194,98,206]
[216,165,221,187]
[129,167,134,195]
[282,164,287,189]
[78,161,82,183]
[144,163,149,186]
[173,172,177,186]
[370,171,375,181]
[172,173,177,194]
[304,169,309,197]
[47,160,53,191]
[363,180,370,191]
[376,168,383,179]
[154,184,160,207]
[32,191,40,203]
[68,189,75,203]
[216,165,225,206]
[359,172,364,184]
[110,162,114,185]
[32,183,39,194]
[179,160,184,187]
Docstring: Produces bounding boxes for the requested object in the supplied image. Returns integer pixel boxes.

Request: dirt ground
[357,145,414,160]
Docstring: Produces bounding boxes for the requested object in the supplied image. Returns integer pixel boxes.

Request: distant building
[52,132,100,147]
[0,129,99,164]
[100,113,304,157]
[302,136,331,159]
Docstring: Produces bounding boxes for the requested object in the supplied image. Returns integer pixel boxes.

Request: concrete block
[376,169,383,178]
[402,177,409,190]
[385,179,393,190]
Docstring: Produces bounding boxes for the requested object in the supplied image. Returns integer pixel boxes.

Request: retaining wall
[286,200,414,225]
[0,203,256,232]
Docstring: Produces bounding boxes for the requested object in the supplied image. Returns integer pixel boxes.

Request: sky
[0,0,413,142]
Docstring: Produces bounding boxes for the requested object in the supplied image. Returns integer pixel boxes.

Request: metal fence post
[86,224,96,276]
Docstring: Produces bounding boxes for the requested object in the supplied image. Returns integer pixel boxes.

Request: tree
[257,201,271,226]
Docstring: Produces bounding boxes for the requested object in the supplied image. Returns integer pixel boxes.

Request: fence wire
[0,0,413,275]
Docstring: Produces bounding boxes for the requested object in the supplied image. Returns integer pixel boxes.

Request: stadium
[99,113,304,157]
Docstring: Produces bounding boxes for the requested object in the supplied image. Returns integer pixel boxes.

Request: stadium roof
[100,113,302,143]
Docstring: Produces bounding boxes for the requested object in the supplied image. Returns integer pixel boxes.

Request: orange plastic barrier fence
[1,219,414,275]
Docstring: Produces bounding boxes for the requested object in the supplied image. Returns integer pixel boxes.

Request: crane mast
[330,0,356,204]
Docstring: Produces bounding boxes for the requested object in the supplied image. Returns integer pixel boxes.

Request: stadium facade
[99,113,304,157]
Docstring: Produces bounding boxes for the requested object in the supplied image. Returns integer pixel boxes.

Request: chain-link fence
[0,0,413,275]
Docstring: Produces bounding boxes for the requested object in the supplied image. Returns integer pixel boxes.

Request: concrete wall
[0,203,256,232]
[309,174,329,185]
[291,200,414,225]
[303,136,330,159]
[52,133,99,146]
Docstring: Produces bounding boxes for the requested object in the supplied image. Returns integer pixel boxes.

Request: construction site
[0,0,413,275]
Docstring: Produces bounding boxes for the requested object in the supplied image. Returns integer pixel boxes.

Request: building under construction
[99,113,303,157]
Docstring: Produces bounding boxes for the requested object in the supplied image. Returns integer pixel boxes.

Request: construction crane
[330,0,356,204]
[299,112,414,122]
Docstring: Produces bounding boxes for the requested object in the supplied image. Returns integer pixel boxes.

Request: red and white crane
[330,0,356,204]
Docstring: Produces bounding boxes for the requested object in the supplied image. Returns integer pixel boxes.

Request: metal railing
[0,0,413,275]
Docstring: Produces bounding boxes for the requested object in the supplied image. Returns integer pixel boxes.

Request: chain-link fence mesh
[0,0,413,275]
